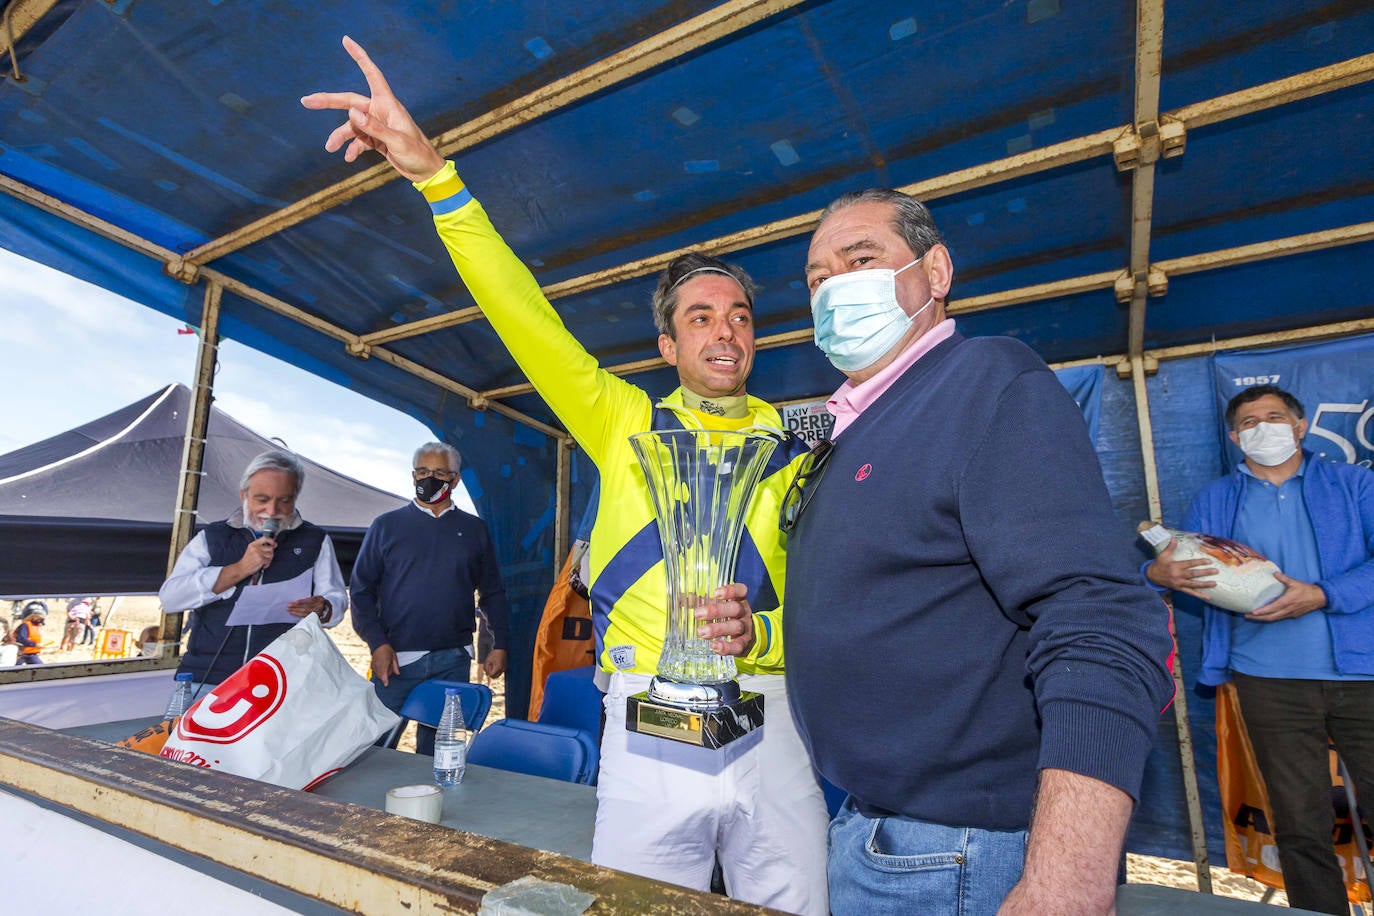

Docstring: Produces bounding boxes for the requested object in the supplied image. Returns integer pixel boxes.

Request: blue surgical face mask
[811,256,931,372]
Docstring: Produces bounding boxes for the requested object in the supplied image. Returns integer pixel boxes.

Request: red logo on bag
[855,463,873,481]
[176,655,287,744]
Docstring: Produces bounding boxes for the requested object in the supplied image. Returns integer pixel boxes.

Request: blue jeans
[828,799,1027,916]
[370,647,470,755]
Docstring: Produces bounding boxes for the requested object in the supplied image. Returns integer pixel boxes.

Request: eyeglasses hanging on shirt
[778,439,835,534]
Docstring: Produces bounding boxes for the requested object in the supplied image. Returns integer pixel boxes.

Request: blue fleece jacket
[784,333,1175,831]
[350,504,510,655]
[1181,452,1374,685]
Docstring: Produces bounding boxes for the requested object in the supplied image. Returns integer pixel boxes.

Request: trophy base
[626,680,764,749]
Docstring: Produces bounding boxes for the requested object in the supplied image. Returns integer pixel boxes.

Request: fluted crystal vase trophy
[625,428,778,748]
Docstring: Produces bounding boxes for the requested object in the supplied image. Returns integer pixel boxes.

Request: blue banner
[1053,364,1105,444]
[1212,333,1374,468]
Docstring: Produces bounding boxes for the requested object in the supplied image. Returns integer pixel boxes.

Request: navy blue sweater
[783,333,1175,831]
[350,504,510,654]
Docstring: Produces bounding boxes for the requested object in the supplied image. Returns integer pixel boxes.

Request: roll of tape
[385,784,443,823]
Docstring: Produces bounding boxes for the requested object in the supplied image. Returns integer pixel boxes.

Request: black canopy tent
[0,383,405,597]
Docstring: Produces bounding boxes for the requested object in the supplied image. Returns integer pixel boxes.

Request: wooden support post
[553,438,573,574]
[1132,353,1213,892]
[162,281,222,654]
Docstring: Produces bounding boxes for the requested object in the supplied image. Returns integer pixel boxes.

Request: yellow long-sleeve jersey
[419,162,808,675]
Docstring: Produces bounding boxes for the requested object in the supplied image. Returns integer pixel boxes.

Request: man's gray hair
[240,449,305,494]
[413,441,462,474]
[650,252,759,338]
[817,188,945,262]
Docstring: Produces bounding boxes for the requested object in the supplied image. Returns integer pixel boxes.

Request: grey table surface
[65,720,1314,914]
[64,717,597,860]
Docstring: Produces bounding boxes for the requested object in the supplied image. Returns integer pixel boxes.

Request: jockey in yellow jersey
[304,38,828,914]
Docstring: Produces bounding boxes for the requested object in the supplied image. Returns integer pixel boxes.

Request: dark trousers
[1233,673,1374,915]
[370,647,471,755]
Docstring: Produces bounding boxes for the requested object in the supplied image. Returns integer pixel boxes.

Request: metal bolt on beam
[1147,265,1169,298]
[1114,270,1136,303]
[1158,115,1186,159]
[1113,117,1187,172]
[1114,266,1168,303]
[1113,127,1142,172]
[164,257,200,285]
[1115,355,1158,379]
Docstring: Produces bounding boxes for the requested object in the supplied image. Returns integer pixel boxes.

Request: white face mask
[811,256,931,372]
[1237,422,1299,467]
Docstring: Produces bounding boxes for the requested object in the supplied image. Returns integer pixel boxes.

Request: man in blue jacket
[1147,384,1374,915]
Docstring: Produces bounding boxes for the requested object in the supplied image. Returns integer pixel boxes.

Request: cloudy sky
[0,246,443,502]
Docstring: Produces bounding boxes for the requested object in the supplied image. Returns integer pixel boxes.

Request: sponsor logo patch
[608,644,636,670]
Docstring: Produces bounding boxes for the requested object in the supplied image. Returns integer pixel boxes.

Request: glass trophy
[625,428,779,748]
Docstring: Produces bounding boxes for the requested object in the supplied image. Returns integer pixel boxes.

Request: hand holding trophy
[626,428,779,748]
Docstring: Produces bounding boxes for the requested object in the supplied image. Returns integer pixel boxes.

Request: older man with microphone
[160,449,347,686]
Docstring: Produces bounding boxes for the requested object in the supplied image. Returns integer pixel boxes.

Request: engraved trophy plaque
[625,428,779,748]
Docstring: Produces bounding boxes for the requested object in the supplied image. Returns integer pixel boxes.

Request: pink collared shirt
[827,318,957,439]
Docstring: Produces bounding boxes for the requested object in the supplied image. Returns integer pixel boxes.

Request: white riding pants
[592,671,828,915]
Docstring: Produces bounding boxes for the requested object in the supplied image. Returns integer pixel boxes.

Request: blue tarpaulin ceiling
[2,0,1372,864]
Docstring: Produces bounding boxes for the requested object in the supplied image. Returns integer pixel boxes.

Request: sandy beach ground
[8,594,506,751]
[8,595,1291,905]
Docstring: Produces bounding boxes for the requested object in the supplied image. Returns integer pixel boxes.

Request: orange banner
[1216,682,1372,903]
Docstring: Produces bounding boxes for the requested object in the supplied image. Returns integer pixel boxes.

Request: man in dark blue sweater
[785,189,1175,914]
[350,442,510,754]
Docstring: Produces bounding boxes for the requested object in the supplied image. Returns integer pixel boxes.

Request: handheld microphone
[250,517,281,586]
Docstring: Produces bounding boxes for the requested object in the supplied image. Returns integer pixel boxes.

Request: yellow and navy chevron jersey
[419,162,808,675]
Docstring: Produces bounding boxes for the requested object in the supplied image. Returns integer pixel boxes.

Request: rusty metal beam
[481,270,1123,401]
[1156,221,1374,277]
[361,127,1124,348]
[0,173,176,263]
[474,207,1372,400]
[0,173,565,453]
[361,55,1374,353]
[0,719,774,913]
[1173,52,1374,130]
[1123,0,1165,364]
[0,0,62,68]
[0,656,175,687]
[181,0,809,269]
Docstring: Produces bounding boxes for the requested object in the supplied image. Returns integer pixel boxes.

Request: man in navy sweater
[351,442,510,754]
[784,189,1175,914]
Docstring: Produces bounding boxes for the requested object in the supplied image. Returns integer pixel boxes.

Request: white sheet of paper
[225,568,313,626]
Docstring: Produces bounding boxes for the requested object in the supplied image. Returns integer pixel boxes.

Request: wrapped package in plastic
[1139,523,1285,613]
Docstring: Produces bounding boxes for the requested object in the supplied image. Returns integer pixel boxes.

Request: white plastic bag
[160,614,400,790]
[1139,523,1285,613]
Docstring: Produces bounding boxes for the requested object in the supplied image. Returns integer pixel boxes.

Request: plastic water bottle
[433,687,467,786]
[164,671,195,720]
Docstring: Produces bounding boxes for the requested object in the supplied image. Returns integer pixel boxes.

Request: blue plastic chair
[537,665,603,738]
[380,679,493,751]
[467,718,599,785]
